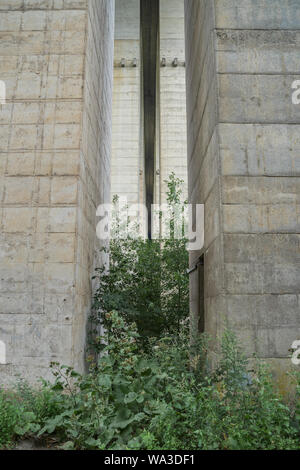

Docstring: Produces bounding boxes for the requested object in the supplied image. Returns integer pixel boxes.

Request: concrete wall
[111,0,188,212]
[0,0,114,385]
[159,0,187,203]
[185,0,221,350]
[185,0,300,389]
[111,0,142,206]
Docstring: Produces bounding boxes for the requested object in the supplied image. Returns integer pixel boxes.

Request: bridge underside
[0,0,299,392]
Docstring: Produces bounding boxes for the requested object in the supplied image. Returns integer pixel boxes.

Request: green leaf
[98,374,112,388]
[61,441,75,450]
[124,392,138,404]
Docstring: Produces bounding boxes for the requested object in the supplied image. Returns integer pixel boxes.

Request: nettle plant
[91,173,189,346]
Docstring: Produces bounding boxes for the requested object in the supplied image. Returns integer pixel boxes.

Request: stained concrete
[185,0,300,387]
[0,0,115,385]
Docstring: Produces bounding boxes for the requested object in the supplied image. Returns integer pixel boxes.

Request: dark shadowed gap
[140,0,159,239]
[198,255,205,333]
[189,254,205,340]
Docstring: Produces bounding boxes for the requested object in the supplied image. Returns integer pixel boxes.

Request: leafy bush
[1,312,299,450]
[91,173,189,344]
[147,330,299,450]
[0,391,21,448]
[33,313,174,450]
[0,378,67,449]
[291,371,300,435]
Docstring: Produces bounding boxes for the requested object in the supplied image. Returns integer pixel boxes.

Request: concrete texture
[111,0,141,206]
[0,0,114,385]
[185,0,300,384]
[159,0,188,204]
[111,0,188,216]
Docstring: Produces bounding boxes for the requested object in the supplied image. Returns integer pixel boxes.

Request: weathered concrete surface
[185,0,222,356]
[159,0,188,204]
[185,0,300,386]
[111,0,188,214]
[0,0,114,385]
[111,0,141,206]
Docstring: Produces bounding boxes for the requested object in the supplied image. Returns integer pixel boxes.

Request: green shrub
[91,173,189,344]
[142,329,299,450]
[0,379,67,448]
[26,312,166,449]
[0,391,21,448]
[0,313,299,450]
